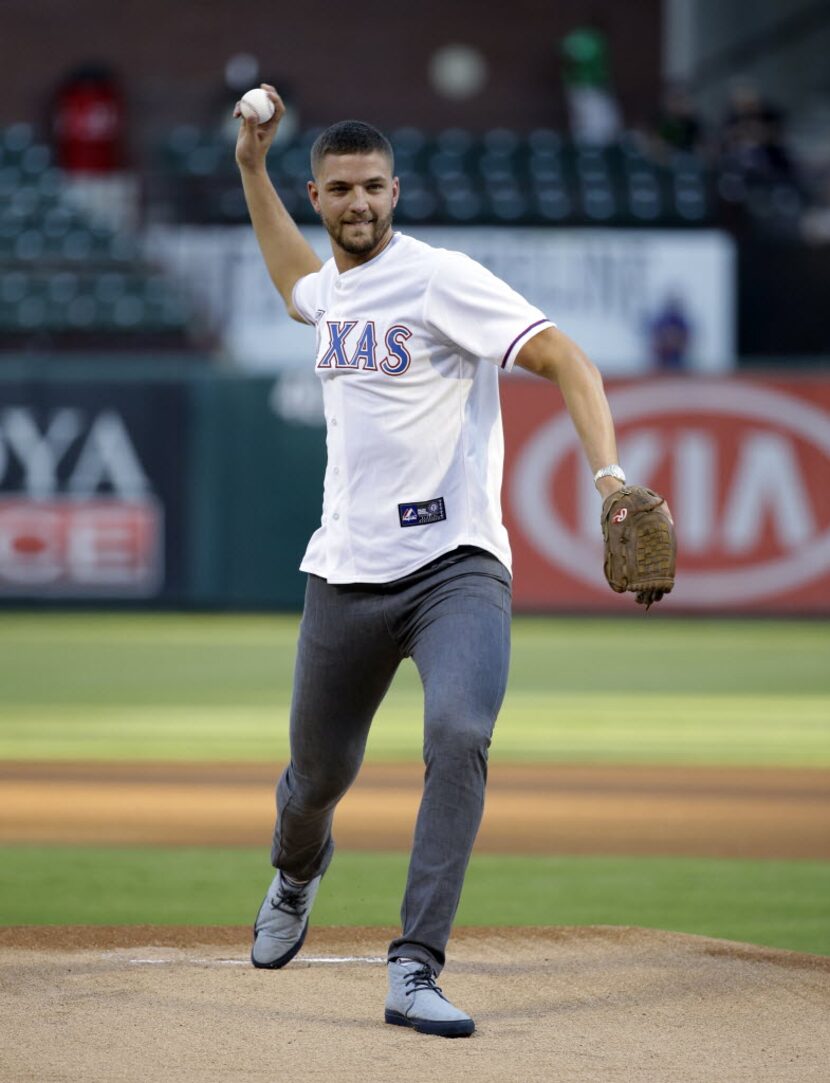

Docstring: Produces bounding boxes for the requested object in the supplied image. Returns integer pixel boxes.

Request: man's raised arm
[234,85,322,322]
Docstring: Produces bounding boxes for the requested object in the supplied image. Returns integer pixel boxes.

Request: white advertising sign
[145,225,735,373]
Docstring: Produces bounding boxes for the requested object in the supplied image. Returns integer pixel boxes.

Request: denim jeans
[270,546,512,973]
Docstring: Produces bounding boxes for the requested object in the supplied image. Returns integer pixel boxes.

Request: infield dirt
[3,762,830,1079]
[2,925,829,1082]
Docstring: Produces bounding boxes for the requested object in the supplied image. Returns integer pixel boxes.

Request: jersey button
[333,512,340,521]
[330,417,338,426]
[333,466,340,475]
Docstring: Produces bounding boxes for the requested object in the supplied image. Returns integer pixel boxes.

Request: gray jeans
[270,546,512,973]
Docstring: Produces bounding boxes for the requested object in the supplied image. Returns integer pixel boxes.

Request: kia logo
[511,381,830,606]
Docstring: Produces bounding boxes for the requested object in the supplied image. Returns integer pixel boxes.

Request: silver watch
[593,464,626,484]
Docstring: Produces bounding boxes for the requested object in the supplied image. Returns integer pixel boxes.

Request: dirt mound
[2,926,828,1082]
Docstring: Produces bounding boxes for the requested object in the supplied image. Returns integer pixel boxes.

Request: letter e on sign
[0,497,163,596]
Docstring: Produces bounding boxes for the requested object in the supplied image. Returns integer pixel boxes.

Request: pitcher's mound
[2,925,828,1082]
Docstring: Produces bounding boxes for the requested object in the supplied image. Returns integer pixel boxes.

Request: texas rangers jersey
[292,232,553,584]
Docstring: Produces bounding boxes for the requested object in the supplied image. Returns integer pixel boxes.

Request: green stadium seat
[1,123,34,159]
[47,272,80,303]
[15,230,46,260]
[0,271,28,303]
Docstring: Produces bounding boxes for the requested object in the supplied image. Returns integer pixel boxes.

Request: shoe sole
[384,1009,474,1038]
[250,917,309,970]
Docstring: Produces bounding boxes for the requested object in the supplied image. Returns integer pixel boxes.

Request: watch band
[593,464,626,484]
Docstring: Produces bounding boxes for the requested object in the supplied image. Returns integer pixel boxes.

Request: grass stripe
[1,692,827,765]
[1,847,827,956]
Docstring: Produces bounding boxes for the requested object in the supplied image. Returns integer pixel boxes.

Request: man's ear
[307,180,320,213]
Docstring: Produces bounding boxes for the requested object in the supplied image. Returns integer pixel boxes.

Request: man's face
[309,151,399,261]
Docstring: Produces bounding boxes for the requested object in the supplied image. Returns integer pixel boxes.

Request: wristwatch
[593,464,626,484]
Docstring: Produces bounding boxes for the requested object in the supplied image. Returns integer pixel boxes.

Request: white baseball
[239,88,275,125]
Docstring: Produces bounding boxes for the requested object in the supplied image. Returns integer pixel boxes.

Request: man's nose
[349,188,369,212]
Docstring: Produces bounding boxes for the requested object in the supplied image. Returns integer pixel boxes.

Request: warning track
[2,761,829,857]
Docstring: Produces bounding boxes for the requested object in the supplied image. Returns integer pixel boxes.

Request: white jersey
[292,232,553,584]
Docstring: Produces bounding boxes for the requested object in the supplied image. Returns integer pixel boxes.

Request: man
[235,86,626,1038]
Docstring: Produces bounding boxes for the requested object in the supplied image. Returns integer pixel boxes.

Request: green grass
[1,613,828,765]
[1,847,827,956]
[3,615,826,958]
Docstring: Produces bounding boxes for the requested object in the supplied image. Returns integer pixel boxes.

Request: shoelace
[270,883,307,917]
[403,964,448,1002]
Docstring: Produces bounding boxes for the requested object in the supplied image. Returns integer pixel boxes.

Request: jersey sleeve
[424,251,554,371]
[291,272,318,325]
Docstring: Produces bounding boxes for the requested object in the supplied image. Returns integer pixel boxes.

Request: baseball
[239,88,275,124]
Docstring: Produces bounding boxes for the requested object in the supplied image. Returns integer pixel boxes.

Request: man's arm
[517,325,676,607]
[234,85,322,322]
[515,326,624,499]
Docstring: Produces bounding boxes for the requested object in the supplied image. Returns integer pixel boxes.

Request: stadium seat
[435,128,475,155]
[147,123,721,228]
[47,272,80,303]
[535,185,572,221]
[14,229,46,260]
[397,184,439,222]
[1,122,34,158]
[0,126,196,345]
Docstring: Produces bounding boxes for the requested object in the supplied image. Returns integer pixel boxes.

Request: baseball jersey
[292,232,553,584]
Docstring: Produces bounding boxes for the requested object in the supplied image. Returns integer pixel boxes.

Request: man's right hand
[234,84,284,172]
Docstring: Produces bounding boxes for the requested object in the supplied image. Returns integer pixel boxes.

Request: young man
[236,86,626,1038]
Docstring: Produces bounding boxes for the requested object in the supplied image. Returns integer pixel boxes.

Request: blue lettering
[318,321,358,368]
[351,321,378,371]
[380,325,413,376]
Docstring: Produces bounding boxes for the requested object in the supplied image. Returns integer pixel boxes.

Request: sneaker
[251,870,321,969]
[384,958,475,1038]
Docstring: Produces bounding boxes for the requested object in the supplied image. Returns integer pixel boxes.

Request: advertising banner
[145,225,735,374]
[0,380,188,599]
[502,375,830,613]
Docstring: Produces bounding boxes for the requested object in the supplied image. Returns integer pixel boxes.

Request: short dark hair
[310,120,394,177]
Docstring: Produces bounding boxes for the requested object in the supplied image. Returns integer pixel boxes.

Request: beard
[323,206,394,256]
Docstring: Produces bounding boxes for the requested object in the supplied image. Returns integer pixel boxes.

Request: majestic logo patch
[398,497,446,528]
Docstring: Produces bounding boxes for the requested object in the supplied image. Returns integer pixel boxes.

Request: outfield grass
[2,614,828,953]
[1,847,827,956]
[1,613,828,765]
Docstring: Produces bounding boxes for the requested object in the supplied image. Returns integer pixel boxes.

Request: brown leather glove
[601,486,677,609]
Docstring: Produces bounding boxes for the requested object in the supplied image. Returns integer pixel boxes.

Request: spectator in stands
[52,63,127,174]
[719,78,794,183]
[50,62,138,231]
[560,25,622,146]
[648,294,692,371]
[653,83,704,157]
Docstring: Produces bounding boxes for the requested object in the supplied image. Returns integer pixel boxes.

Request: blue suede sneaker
[251,870,321,969]
[385,959,475,1037]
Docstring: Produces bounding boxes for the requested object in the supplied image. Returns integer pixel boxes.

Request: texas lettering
[317,321,413,376]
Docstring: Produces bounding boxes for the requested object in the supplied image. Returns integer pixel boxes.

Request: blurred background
[0,0,828,609]
[0,0,828,954]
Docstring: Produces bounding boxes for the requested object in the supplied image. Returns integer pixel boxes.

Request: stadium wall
[2,1,661,138]
[0,364,829,613]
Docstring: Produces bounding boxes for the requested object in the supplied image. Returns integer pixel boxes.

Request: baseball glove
[601,486,676,609]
